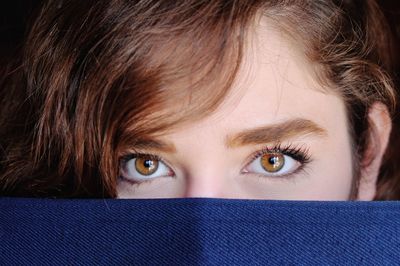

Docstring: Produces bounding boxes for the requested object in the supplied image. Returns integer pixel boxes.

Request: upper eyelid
[244,142,309,162]
[120,153,165,163]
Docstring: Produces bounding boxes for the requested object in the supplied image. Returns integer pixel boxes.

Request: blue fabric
[1,197,400,265]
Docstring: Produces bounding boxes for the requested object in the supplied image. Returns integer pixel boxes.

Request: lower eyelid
[246,163,309,181]
[118,175,142,186]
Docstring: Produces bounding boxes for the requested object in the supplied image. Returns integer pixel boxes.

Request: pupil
[144,160,153,168]
[269,156,278,165]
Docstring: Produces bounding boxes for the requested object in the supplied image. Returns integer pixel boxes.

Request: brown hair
[0,0,398,199]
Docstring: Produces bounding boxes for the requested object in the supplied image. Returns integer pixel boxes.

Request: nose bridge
[174,125,235,198]
[183,157,229,198]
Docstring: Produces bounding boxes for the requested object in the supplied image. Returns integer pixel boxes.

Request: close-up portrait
[1,0,399,200]
[1,1,400,264]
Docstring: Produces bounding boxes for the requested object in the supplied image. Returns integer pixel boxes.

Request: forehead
[157,19,349,145]
[143,20,349,158]
[169,19,346,131]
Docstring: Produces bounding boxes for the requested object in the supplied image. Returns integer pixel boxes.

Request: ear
[357,102,392,200]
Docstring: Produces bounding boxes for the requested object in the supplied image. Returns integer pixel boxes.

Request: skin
[116,20,391,200]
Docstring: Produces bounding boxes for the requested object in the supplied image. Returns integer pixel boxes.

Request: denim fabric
[1,197,399,265]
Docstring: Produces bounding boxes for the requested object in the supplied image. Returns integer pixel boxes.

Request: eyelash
[118,142,312,185]
[244,142,312,180]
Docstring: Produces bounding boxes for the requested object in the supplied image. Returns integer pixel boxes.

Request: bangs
[79,2,264,195]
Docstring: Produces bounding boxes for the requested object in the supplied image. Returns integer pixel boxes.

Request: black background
[1,0,399,75]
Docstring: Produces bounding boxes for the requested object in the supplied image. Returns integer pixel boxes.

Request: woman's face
[117,22,356,200]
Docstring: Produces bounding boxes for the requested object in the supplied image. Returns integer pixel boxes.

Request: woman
[0,0,398,200]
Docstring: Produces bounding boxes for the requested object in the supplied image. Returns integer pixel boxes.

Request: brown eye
[244,146,308,177]
[135,156,159,175]
[120,154,173,183]
[260,153,285,172]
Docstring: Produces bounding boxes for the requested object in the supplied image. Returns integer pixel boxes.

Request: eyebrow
[132,139,177,153]
[225,118,327,148]
[132,118,327,153]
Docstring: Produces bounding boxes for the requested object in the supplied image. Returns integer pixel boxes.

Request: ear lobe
[357,102,392,200]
